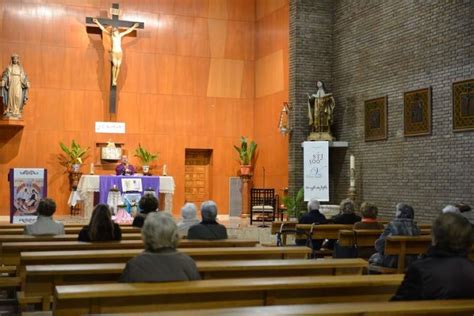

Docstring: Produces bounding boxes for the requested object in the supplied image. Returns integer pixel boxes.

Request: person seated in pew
[296,199,327,249]
[78,204,122,242]
[370,203,420,269]
[177,202,200,237]
[187,200,228,240]
[353,202,384,230]
[442,204,460,214]
[119,212,201,282]
[392,212,474,300]
[324,199,361,249]
[24,198,65,236]
[132,194,158,228]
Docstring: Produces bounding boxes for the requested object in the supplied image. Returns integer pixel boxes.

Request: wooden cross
[85,3,144,115]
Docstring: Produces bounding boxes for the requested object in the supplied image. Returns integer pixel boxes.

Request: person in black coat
[187,200,227,240]
[296,199,327,249]
[325,198,361,249]
[132,194,158,228]
[78,204,122,242]
[392,212,474,300]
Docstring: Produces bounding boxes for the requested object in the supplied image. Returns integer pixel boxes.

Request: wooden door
[184,149,212,205]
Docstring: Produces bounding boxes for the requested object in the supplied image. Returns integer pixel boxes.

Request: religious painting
[404,87,431,136]
[453,79,474,132]
[365,96,387,141]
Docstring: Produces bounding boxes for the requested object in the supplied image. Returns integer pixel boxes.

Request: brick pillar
[289,0,334,196]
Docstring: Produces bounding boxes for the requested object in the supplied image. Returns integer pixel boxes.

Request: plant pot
[240,165,252,176]
[71,164,81,173]
[142,165,150,174]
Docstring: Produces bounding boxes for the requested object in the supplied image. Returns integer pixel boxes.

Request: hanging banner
[303,141,329,202]
[8,168,47,223]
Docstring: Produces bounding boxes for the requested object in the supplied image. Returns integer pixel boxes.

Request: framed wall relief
[404,87,431,136]
[364,96,387,141]
[453,79,474,132]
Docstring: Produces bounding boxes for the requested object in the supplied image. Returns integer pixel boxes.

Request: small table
[77,175,175,218]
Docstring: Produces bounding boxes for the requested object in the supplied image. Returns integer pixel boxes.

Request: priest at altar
[115,155,135,176]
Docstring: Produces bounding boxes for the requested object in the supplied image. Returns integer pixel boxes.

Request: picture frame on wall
[453,79,474,132]
[404,87,431,136]
[364,96,387,141]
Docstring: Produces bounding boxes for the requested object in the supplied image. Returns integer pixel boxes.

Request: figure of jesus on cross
[86,3,144,114]
[93,18,139,86]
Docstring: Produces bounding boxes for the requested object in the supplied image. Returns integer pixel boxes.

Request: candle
[350,155,355,187]
[163,164,167,176]
[90,163,95,175]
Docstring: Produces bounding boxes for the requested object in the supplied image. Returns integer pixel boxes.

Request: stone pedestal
[240,174,252,218]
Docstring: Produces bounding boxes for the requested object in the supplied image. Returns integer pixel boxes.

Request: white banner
[303,141,329,202]
[95,122,126,134]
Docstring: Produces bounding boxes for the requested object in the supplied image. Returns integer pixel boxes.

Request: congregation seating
[20,246,312,266]
[53,274,404,315]
[0,240,258,266]
[0,226,140,235]
[21,258,367,310]
[137,300,474,316]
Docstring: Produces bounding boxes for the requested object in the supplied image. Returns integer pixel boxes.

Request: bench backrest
[53,274,403,315]
[20,246,311,266]
[23,258,368,306]
[0,226,140,235]
[1,240,259,266]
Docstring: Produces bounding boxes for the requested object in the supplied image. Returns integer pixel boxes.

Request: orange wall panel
[0,0,290,218]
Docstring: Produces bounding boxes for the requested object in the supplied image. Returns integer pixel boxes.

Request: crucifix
[86,3,144,115]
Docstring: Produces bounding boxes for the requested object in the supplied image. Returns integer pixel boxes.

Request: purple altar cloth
[98,175,160,204]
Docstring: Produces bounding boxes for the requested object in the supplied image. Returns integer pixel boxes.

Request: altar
[77,175,175,218]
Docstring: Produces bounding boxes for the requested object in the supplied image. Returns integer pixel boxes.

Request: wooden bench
[0,226,140,235]
[22,258,367,310]
[53,274,403,315]
[2,240,259,266]
[138,299,474,315]
[337,228,431,247]
[20,246,311,267]
[0,234,142,243]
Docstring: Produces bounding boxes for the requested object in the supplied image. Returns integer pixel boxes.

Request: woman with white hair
[177,203,200,237]
[187,200,228,240]
[119,212,200,282]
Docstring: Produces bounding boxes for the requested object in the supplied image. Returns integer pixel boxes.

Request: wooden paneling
[0,0,290,216]
[207,59,244,98]
[256,50,284,98]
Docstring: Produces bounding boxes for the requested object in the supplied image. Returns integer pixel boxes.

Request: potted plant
[233,136,257,175]
[134,144,158,175]
[282,187,305,220]
[59,140,89,172]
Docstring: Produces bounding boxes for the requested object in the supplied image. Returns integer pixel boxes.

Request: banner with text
[8,168,47,223]
[303,141,329,202]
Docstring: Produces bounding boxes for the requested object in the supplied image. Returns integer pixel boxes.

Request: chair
[250,188,276,225]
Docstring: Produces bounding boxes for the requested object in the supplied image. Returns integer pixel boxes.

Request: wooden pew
[21,246,311,267]
[0,226,140,235]
[22,258,367,309]
[53,274,404,315]
[137,300,474,316]
[0,223,87,229]
[337,229,431,247]
[0,234,142,243]
[2,240,259,266]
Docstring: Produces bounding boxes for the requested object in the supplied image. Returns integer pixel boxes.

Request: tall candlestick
[90,163,95,175]
[350,155,355,187]
[163,164,167,176]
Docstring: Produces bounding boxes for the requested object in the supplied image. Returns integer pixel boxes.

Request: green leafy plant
[134,144,158,165]
[59,140,89,167]
[282,187,305,219]
[233,136,257,165]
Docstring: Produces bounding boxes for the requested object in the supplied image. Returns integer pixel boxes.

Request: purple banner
[98,175,160,204]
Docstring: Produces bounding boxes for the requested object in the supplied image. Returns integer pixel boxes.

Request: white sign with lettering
[95,122,126,134]
[303,141,329,202]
